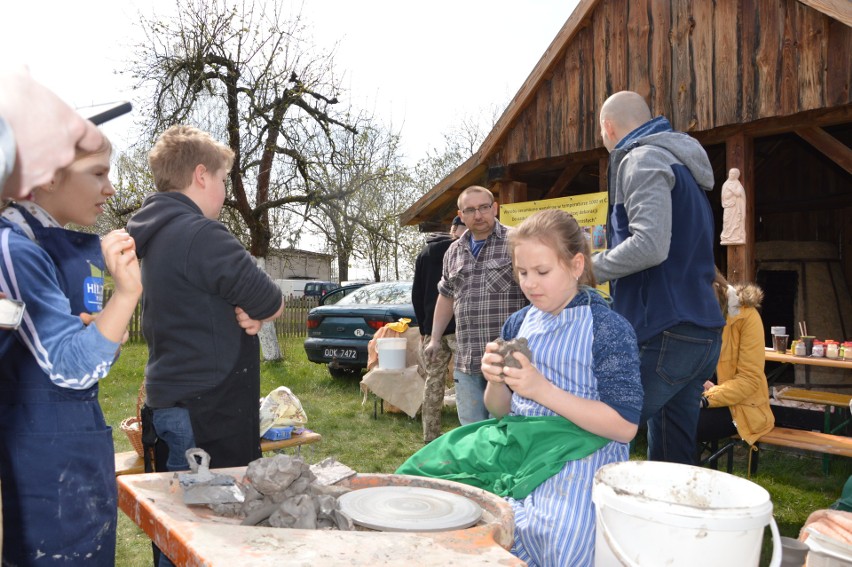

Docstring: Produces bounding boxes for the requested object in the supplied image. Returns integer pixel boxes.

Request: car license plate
[324,348,357,360]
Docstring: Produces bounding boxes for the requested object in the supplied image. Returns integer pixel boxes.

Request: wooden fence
[104,291,316,343]
[274,295,318,337]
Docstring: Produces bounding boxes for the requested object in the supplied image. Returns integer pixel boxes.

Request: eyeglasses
[461,203,494,216]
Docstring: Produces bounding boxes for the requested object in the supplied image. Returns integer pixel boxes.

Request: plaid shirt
[437,221,527,374]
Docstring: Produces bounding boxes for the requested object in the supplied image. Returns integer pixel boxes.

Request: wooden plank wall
[498,0,852,167]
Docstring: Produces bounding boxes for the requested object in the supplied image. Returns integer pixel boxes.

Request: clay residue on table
[201,454,354,530]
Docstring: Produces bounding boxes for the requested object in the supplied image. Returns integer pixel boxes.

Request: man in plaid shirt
[425,186,527,425]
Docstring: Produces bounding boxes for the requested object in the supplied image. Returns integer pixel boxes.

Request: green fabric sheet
[395,414,609,499]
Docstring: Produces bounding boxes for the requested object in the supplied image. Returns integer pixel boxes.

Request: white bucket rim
[377,337,407,348]
[592,461,773,531]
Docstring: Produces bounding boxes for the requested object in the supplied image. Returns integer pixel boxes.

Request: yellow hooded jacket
[704,284,775,445]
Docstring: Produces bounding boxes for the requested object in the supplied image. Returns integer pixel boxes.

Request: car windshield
[336,282,412,306]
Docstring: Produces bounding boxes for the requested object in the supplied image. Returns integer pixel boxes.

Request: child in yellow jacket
[698,271,774,445]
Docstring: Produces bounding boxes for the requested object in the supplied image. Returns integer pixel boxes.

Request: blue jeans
[152,406,196,472]
[453,370,490,425]
[639,324,722,464]
[152,407,196,567]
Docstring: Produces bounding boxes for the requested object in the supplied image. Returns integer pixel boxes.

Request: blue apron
[0,206,117,566]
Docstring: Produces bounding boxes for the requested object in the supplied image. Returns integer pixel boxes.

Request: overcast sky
[4,1,580,277]
[3,0,579,162]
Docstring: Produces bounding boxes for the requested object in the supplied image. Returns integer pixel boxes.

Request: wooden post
[492,181,527,207]
[725,132,755,284]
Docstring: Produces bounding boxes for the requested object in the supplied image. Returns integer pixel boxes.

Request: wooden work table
[117,470,522,566]
[765,348,852,390]
[765,349,852,370]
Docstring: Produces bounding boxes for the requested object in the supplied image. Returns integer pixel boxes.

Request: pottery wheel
[337,486,483,532]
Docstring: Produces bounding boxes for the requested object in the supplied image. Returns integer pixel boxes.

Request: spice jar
[826,341,840,359]
[794,340,807,357]
[843,342,852,360]
[812,341,825,358]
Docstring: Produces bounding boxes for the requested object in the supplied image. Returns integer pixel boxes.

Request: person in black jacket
[127,125,283,567]
[412,216,463,442]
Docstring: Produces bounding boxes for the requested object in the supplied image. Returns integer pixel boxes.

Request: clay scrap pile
[180,450,356,531]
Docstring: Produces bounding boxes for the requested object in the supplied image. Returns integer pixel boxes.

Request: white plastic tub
[377,337,407,370]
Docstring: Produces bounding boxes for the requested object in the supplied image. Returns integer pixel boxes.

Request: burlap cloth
[360,366,425,418]
[360,326,424,418]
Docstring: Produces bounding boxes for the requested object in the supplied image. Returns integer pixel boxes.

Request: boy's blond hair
[148,125,235,193]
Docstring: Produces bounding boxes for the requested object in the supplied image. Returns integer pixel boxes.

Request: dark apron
[0,208,116,566]
[144,312,263,473]
[183,332,262,468]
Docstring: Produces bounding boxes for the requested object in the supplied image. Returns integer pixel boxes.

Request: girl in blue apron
[0,136,141,566]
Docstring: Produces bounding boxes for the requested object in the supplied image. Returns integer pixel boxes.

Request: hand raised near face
[101,230,142,301]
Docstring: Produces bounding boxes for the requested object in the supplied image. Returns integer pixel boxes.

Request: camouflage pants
[418,334,457,444]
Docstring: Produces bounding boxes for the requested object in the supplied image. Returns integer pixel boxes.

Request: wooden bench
[260,430,322,454]
[114,430,322,476]
[115,450,145,476]
[701,427,852,477]
[773,387,852,473]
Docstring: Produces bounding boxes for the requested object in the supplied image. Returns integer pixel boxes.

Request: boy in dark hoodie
[127,125,283,481]
[594,91,725,465]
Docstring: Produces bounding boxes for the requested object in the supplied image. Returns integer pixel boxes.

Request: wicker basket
[120,384,146,457]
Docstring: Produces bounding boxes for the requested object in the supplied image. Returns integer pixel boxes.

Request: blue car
[303,281,417,378]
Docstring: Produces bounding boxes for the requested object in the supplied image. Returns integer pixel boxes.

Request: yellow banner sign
[500,191,610,292]
[500,191,608,253]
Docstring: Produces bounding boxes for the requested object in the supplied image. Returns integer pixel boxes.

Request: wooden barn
[400,0,852,384]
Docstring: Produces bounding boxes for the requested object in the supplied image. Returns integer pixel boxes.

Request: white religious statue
[720,168,746,245]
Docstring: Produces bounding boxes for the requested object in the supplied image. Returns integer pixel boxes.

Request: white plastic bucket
[592,460,781,567]
[377,337,407,370]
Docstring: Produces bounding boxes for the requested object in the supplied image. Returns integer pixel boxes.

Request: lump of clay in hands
[492,337,532,377]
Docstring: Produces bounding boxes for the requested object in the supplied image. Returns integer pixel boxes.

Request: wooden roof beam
[694,105,852,146]
[796,0,852,27]
[542,162,585,200]
[795,127,852,175]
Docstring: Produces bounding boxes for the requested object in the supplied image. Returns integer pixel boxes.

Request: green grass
[102,338,849,566]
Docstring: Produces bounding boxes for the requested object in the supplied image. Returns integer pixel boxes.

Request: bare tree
[98,147,156,233]
[303,122,404,282]
[411,107,495,197]
[127,0,361,359]
[356,167,420,282]
[128,0,358,259]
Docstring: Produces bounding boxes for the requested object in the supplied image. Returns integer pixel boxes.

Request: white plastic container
[376,337,407,370]
[806,527,852,566]
[592,460,781,567]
